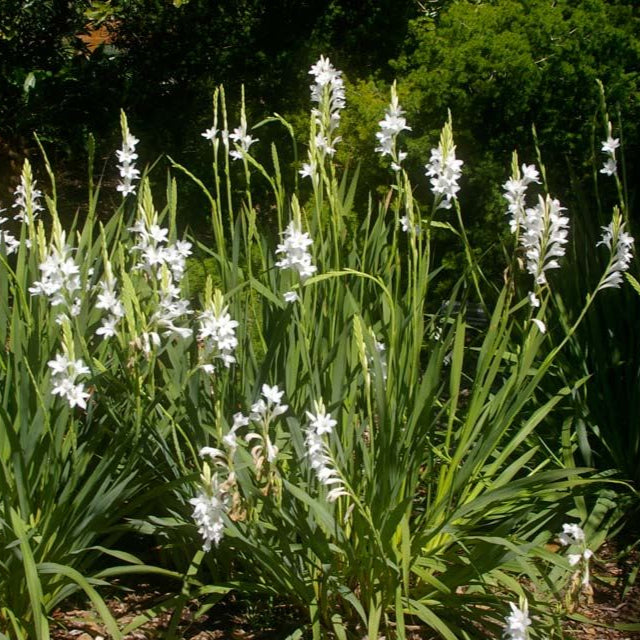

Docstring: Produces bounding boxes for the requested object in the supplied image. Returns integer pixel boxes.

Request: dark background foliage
[1,0,638,247]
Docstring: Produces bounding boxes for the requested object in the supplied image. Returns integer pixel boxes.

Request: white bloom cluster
[520,194,569,285]
[275,221,317,281]
[1,161,43,255]
[153,275,193,339]
[250,384,288,422]
[198,298,239,370]
[12,171,44,225]
[503,163,540,233]
[229,122,258,161]
[309,55,345,157]
[95,276,125,340]
[246,384,288,465]
[48,347,90,409]
[129,209,193,343]
[129,214,192,282]
[29,231,82,321]
[425,144,463,210]
[298,160,317,181]
[503,601,531,640]
[600,122,619,177]
[304,401,347,502]
[201,126,217,141]
[0,209,20,255]
[116,131,140,197]
[399,215,420,235]
[190,467,228,551]
[597,211,634,290]
[201,126,231,151]
[558,522,584,546]
[558,523,594,588]
[375,83,410,172]
[223,412,250,453]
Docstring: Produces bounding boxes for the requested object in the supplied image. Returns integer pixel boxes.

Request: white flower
[503,162,541,233]
[597,210,634,290]
[198,302,239,369]
[202,127,217,140]
[305,405,337,435]
[558,523,585,546]
[95,277,124,340]
[284,290,299,303]
[116,122,140,197]
[600,123,619,177]
[0,227,20,255]
[229,123,258,160]
[520,194,569,285]
[12,172,43,224]
[530,318,546,334]
[425,144,463,210]
[140,331,161,356]
[190,476,227,551]
[275,221,317,281]
[48,348,90,409]
[250,384,288,422]
[29,233,82,313]
[602,136,620,155]
[199,446,225,461]
[299,161,316,180]
[528,291,540,308]
[399,215,420,235]
[153,279,193,340]
[222,413,249,451]
[376,82,410,168]
[309,55,345,158]
[96,315,120,339]
[558,525,594,589]
[304,401,347,502]
[262,384,284,406]
[503,601,531,640]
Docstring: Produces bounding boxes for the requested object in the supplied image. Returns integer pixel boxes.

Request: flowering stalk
[116,111,140,198]
[47,322,90,410]
[502,598,531,640]
[425,117,463,211]
[229,114,258,162]
[520,194,569,286]
[503,156,541,234]
[0,207,20,255]
[128,180,193,349]
[558,523,594,605]
[600,120,619,178]
[29,217,82,324]
[304,400,347,502]
[309,55,345,160]
[95,248,124,341]
[275,197,317,301]
[190,455,230,551]
[246,384,288,490]
[375,81,410,173]
[198,280,239,371]
[12,159,43,227]
[596,207,634,291]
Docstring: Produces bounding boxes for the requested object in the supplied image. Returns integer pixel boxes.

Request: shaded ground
[51,544,639,640]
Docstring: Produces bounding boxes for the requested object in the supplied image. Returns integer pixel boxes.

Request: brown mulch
[50,545,640,640]
[51,590,302,640]
[562,543,640,640]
